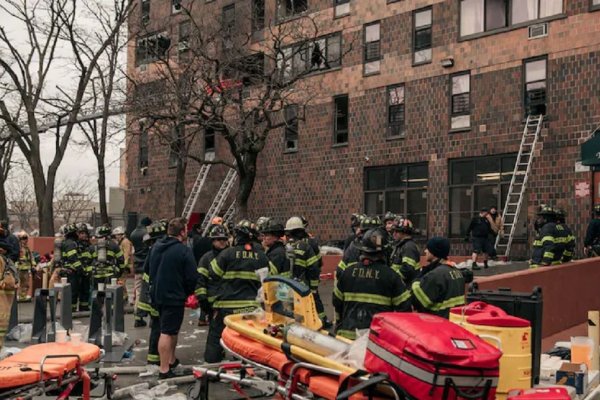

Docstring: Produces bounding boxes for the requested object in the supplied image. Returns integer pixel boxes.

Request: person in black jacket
[148,217,199,379]
[194,224,229,327]
[190,223,213,264]
[412,237,466,318]
[465,208,495,270]
[0,221,20,263]
[260,221,287,277]
[333,229,411,339]
[197,220,271,363]
[390,217,421,285]
[585,204,600,257]
[130,217,152,327]
[342,214,362,251]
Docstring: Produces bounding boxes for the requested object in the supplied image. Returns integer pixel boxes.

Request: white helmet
[112,226,125,236]
[285,216,305,232]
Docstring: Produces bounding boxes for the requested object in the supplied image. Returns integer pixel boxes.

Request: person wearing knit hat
[411,237,466,318]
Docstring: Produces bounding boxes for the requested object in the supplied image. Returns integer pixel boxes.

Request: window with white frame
[511,0,562,24]
[413,8,432,64]
[335,0,350,17]
[451,73,471,130]
[364,22,381,75]
[460,0,508,36]
[277,32,342,81]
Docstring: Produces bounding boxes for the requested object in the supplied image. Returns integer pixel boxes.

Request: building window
[449,155,529,237]
[413,8,432,64]
[594,0,600,9]
[512,0,562,24]
[334,0,350,17]
[252,0,265,31]
[387,85,405,138]
[141,0,150,25]
[364,163,429,235]
[204,127,215,153]
[451,72,471,130]
[135,33,171,65]
[172,0,182,13]
[278,32,342,80]
[284,105,298,152]
[460,0,508,37]
[333,95,349,145]
[277,0,308,20]
[363,22,381,75]
[223,4,235,34]
[524,57,546,115]
[138,123,149,169]
[178,21,190,56]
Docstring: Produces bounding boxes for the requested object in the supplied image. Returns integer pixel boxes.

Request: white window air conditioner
[528,23,548,40]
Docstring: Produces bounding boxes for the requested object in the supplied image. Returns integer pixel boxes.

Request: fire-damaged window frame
[363,21,381,76]
[448,154,528,238]
[363,163,429,235]
[252,0,265,31]
[387,84,405,139]
[141,0,150,25]
[284,104,299,153]
[523,56,547,115]
[277,32,342,81]
[277,0,309,21]
[413,7,432,65]
[172,0,182,14]
[450,72,471,131]
[333,95,349,145]
[135,32,171,66]
[204,127,216,154]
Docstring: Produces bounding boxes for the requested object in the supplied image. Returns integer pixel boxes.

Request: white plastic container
[55,330,68,343]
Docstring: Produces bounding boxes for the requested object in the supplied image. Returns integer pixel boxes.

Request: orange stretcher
[0,342,105,400]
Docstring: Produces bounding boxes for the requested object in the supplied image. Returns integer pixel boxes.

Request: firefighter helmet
[360,216,382,230]
[76,223,89,234]
[211,217,224,225]
[350,213,362,228]
[112,226,125,236]
[234,219,254,237]
[95,225,112,238]
[149,221,167,239]
[208,224,229,240]
[256,216,271,232]
[536,204,555,216]
[383,211,397,223]
[392,218,414,234]
[356,229,385,254]
[260,220,285,236]
[64,223,78,236]
[285,216,305,232]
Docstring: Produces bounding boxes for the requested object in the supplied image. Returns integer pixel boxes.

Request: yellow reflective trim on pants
[551,261,562,265]
[530,264,539,269]
[543,252,554,259]
[213,299,259,309]
[210,259,224,277]
[411,281,433,308]
[343,293,392,306]
[143,273,149,282]
[147,354,160,362]
[222,271,260,281]
[392,290,411,306]
[309,279,319,287]
[294,259,307,267]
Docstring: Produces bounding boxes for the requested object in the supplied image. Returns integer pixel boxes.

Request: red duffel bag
[365,313,502,400]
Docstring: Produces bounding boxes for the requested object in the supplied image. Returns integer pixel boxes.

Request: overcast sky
[1,2,125,198]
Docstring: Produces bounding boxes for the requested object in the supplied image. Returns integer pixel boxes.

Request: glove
[459,268,474,284]
[185,294,198,309]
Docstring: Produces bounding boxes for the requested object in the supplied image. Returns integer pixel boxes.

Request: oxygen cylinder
[283,324,349,357]
[97,238,107,263]
[53,238,63,263]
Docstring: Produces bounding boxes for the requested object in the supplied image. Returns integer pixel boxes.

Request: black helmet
[383,211,396,223]
[208,224,229,240]
[350,213,362,228]
[148,221,167,239]
[255,217,271,233]
[260,220,285,236]
[392,217,415,234]
[234,219,254,238]
[536,204,555,216]
[95,225,112,238]
[76,223,89,234]
[356,229,386,254]
[360,216,381,230]
[64,223,78,236]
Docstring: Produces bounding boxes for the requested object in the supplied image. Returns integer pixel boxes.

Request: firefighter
[585,204,600,257]
[256,216,271,244]
[530,205,560,268]
[285,216,328,325]
[336,216,381,281]
[199,220,271,363]
[57,224,83,312]
[0,237,18,350]
[130,217,152,327]
[16,231,35,301]
[260,221,287,277]
[333,228,411,340]
[139,221,167,365]
[343,214,363,251]
[556,208,575,263]
[92,225,126,288]
[194,224,230,327]
[411,237,466,318]
[390,218,421,285]
[113,226,133,302]
[76,223,93,311]
[0,221,19,263]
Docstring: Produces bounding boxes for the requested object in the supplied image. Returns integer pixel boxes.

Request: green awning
[581,133,600,166]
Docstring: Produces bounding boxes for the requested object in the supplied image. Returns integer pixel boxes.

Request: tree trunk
[0,180,8,221]
[29,157,54,236]
[174,158,187,217]
[236,152,257,219]
[98,161,109,224]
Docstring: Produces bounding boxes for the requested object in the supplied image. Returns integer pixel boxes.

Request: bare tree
[128,2,351,216]
[0,0,132,235]
[0,127,15,221]
[7,178,37,231]
[53,178,96,226]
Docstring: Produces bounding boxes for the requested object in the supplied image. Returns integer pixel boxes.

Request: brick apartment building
[126,0,600,258]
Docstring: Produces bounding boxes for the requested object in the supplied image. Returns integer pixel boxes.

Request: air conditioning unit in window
[528,23,548,39]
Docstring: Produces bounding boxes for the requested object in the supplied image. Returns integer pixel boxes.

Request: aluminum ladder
[495,114,544,258]
[201,166,238,235]
[181,164,212,220]
[222,201,237,224]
